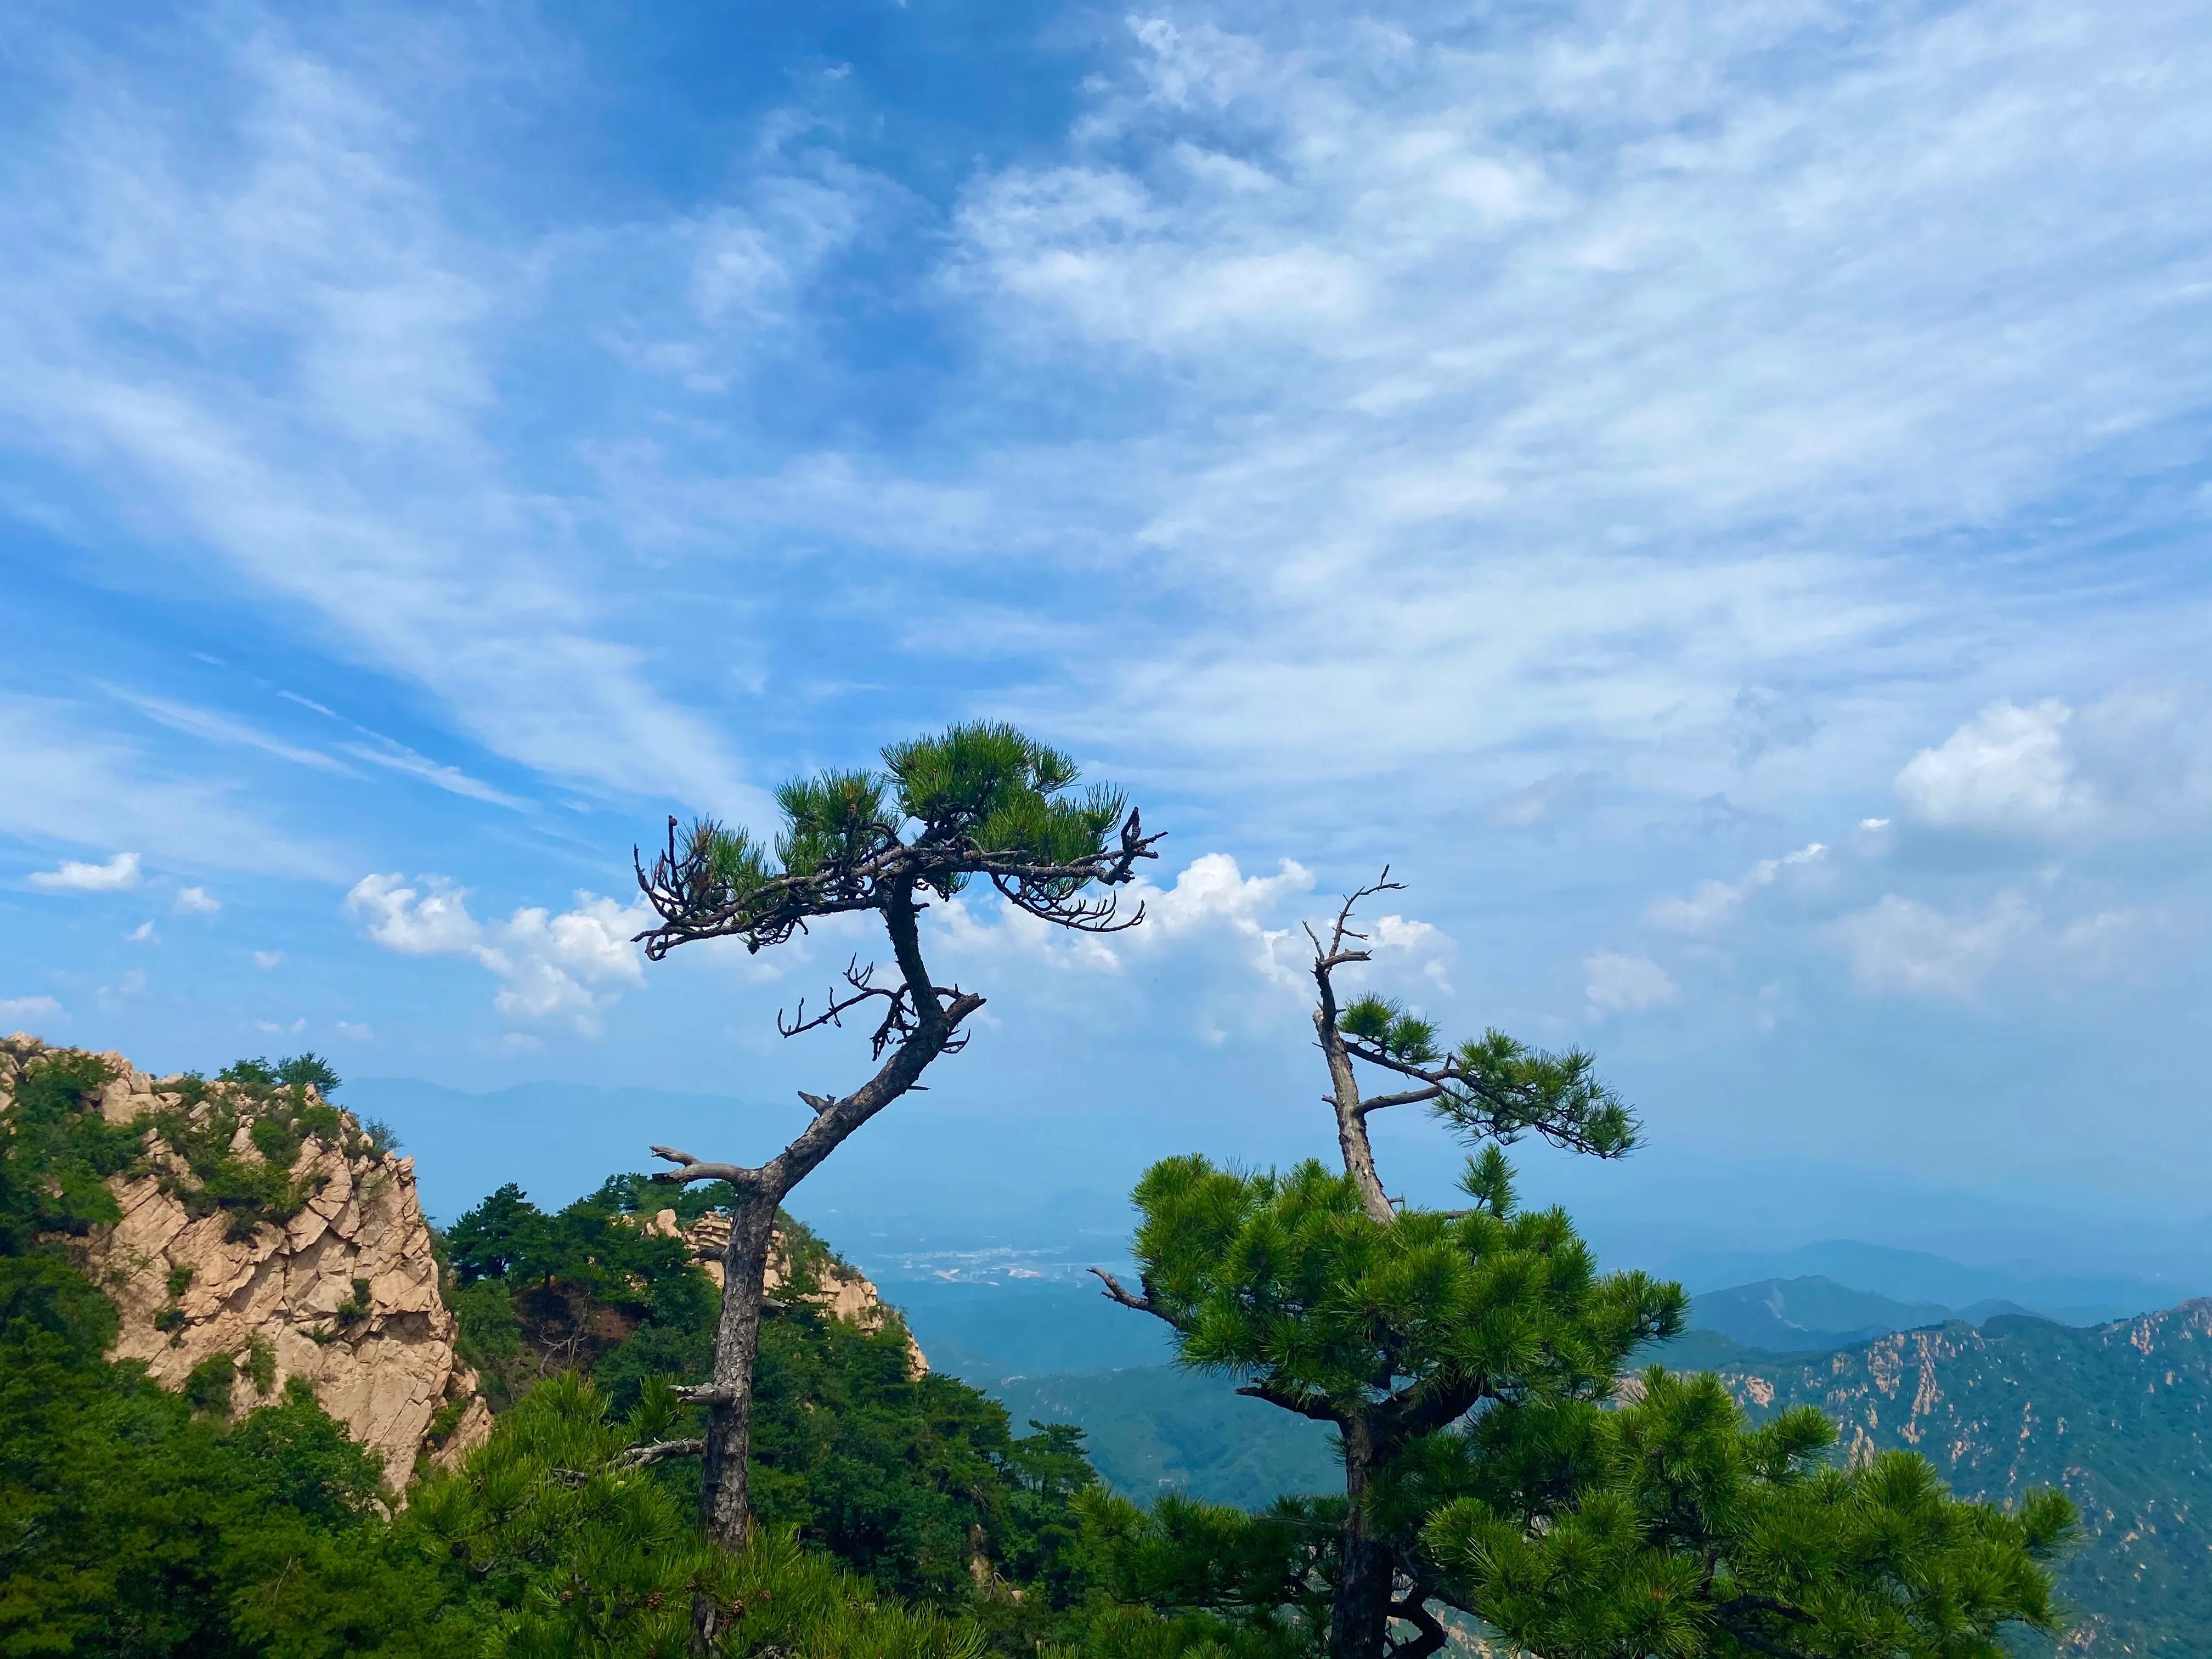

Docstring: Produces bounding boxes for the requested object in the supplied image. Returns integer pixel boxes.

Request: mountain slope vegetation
[1703,1303,2212,1653]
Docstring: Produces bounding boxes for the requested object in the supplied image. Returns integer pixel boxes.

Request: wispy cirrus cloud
[0,16,757,812]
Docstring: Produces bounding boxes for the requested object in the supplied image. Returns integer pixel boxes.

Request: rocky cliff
[1695,1300,2212,1652]
[1,1036,489,1484]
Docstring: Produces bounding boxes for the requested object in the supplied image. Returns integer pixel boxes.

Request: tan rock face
[648,1207,929,1379]
[2,1036,490,1487]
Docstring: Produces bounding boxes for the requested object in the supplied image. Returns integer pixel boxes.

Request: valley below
[895,1268,2212,1652]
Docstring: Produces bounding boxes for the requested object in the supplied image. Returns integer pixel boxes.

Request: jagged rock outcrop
[646,1207,929,1379]
[1690,1299,2212,1652]
[2,1036,490,1485]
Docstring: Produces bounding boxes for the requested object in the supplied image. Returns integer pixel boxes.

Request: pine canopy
[636,722,1154,957]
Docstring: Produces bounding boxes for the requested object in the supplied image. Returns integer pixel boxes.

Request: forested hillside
[989,1295,2212,1651]
[1705,1305,2212,1652]
[0,1034,2118,1655]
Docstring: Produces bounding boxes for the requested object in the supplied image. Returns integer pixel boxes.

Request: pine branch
[647,1146,754,1187]
[609,1437,707,1472]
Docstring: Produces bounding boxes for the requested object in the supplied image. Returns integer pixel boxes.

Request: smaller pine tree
[1098,874,2074,1659]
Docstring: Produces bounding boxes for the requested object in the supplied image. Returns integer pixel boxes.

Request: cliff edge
[1,1035,490,1483]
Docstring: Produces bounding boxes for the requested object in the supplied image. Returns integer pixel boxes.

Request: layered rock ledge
[2,1035,490,1484]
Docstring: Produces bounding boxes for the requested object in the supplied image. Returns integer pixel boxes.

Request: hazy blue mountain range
[891,1259,2143,1388]
[345,1078,2212,1315]
[1663,1238,2184,1327]
[1685,1275,2042,1351]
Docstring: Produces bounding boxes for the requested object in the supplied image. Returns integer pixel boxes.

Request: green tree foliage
[400,1372,984,1659]
[0,1051,1049,1657]
[440,1176,1099,1629]
[630,723,1161,1566]
[0,1049,136,1251]
[1421,1368,2075,1657]
[1101,881,2075,1659]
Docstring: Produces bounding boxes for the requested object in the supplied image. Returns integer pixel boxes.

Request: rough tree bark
[1307,874,1405,1225]
[1330,1414,1398,1659]
[693,1187,776,1547]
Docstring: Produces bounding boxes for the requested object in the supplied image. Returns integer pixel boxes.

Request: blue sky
[3,0,2209,1273]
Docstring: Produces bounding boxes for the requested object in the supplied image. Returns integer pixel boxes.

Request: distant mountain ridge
[1666,1238,2193,1327]
[1686,1273,2044,1351]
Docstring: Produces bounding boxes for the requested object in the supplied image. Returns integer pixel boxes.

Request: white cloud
[0,995,64,1028]
[0,22,756,810]
[0,699,341,880]
[1372,913,1455,993]
[1584,951,1679,1015]
[334,1019,374,1040]
[126,920,157,944]
[479,896,650,1025]
[253,950,284,970]
[338,741,525,809]
[173,886,220,915]
[1897,693,2212,839]
[344,873,653,1034]
[1832,893,2038,1000]
[96,968,148,1014]
[253,1017,307,1035]
[345,873,483,955]
[913,853,1458,1022]
[105,687,349,774]
[916,0,2212,809]
[1895,700,2087,834]
[1647,843,1828,933]
[1141,853,1317,984]
[29,851,142,891]
[922,853,1316,982]
[1830,891,2165,1001]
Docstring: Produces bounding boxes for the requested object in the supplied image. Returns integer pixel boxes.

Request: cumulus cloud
[1897,693,2212,839]
[923,853,1316,981]
[173,886,220,914]
[0,994,64,1027]
[1647,843,1829,933]
[915,853,1458,1030]
[1831,891,2164,1000]
[126,921,157,944]
[1584,951,1679,1015]
[1142,853,1318,984]
[29,851,142,891]
[346,873,482,955]
[343,873,653,1034]
[1895,701,2089,834]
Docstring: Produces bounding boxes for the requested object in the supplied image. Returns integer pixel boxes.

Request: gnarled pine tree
[1094,876,2073,1659]
[629,724,1159,1583]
